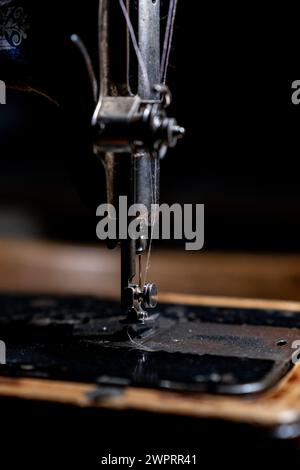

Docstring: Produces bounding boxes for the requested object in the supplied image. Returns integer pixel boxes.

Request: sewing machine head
[0,0,184,324]
[91,0,184,324]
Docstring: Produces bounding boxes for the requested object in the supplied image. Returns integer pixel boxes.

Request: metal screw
[142,283,158,309]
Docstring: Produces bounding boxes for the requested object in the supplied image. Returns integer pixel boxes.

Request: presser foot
[123,282,158,325]
[122,313,160,340]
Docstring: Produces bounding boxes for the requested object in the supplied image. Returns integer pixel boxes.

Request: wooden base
[1,293,300,433]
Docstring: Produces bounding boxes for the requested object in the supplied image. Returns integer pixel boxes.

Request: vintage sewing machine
[2,1,300,459]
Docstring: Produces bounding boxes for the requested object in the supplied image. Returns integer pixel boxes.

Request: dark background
[0,1,299,251]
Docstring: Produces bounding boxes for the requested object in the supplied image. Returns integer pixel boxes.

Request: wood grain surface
[1,237,300,301]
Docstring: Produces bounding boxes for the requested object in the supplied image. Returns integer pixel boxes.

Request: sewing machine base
[0,294,300,395]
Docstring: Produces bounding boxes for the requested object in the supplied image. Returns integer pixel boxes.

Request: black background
[0,1,299,251]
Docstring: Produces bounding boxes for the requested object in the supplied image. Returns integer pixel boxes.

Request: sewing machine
[2,1,300,463]
[89,0,185,324]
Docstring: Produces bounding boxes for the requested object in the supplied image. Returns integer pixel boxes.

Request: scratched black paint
[0,294,299,395]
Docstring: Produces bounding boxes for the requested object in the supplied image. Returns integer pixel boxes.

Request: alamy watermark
[0,80,6,104]
[291,80,300,105]
[0,340,6,365]
[96,197,204,251]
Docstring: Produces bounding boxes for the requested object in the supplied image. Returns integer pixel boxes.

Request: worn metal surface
[0,294,300,395]
[138,0,160,100]
[92,1,184,322]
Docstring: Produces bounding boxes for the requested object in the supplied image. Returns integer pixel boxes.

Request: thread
[161,0,178,84]
[119,0,151,97]
[127,328,154,352]
[143,156,158,286]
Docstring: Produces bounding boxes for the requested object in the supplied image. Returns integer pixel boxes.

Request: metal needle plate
[0,294,300,395]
